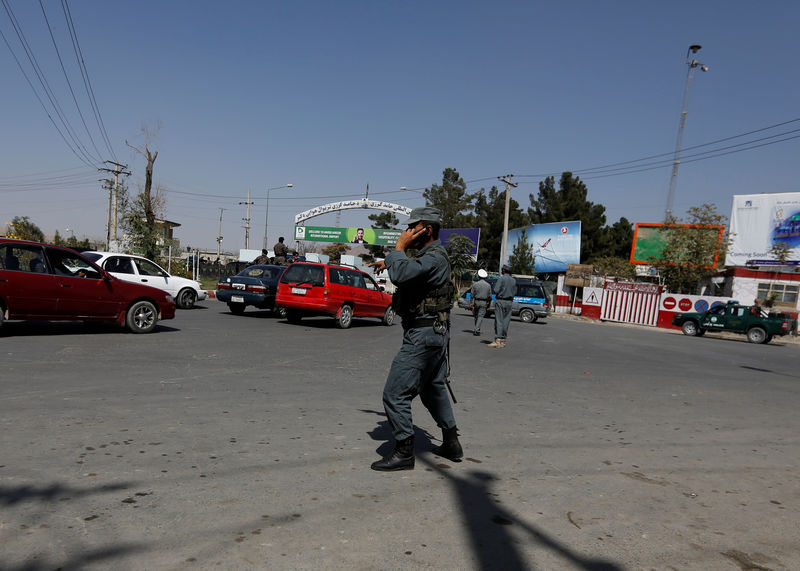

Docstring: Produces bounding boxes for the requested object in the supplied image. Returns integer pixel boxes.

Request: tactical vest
[392,246,455,323]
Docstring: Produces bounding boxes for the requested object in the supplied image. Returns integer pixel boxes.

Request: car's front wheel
[177,288,197,309]
[126,301,158,334]
[228,302,246,315]
[747,326,768,344]
[382,306,395,326]
[336,304,354,329]
[519,308,537,323]
[681,321,700,336]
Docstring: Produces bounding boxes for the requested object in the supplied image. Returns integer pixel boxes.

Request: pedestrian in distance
[369,207,462,471]
[252,249,270,265]
[488,264,516,348]
[273,237,289,265]
[470,268,491,336]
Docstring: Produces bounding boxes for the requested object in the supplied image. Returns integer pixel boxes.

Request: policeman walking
[470,268,492,336]
[488,264,516,348]
[369,207,462,471]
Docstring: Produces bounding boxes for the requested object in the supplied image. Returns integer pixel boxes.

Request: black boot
[433,426,463,462]
[371,436,415,471]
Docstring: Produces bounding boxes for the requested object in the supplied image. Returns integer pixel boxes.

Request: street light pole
[263,184,294,250]
[666,44,708,220]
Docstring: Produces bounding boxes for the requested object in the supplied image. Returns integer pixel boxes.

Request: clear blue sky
[2,0,798,254]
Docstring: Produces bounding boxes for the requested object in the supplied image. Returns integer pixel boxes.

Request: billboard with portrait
[294,226,480,253]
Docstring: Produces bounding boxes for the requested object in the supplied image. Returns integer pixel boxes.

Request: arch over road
[295,199,411,224]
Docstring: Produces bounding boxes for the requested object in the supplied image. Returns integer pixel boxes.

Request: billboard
[505,221,581,273]
[294,226,480,253]
[728,192,800,266]
[294,226,399,245]
[630,223,725,268]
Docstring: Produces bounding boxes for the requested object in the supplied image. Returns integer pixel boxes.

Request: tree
[761,241,793,307]
[508,228,535,275]
[322,243,350,264]
[473,185,529,270]
[769,241,792,265]
[122,193,164,259]
[364,211,399,262]
[528,172,608,262]
[593,256,637,279]
[8,216,44,242]
[652,203,730,294]
[445,233,476,294]
[423,168,476,228]
[126,125,160,260]
[594,217,634,261]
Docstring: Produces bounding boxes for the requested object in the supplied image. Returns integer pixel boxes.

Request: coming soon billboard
[728,192,800,266]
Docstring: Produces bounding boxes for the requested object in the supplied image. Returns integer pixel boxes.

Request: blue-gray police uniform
[381,240,456,441]
[470,278,492,333]
[493,273,517,339]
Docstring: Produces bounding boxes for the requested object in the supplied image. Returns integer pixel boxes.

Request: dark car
[275,262,394,328]
[216,264,286,315]
[458,277,550,323]
[0,238,176,333]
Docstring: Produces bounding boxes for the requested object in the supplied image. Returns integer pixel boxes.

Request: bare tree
[125,124,161,259]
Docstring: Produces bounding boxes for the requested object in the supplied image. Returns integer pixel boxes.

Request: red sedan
[1,238,175,333]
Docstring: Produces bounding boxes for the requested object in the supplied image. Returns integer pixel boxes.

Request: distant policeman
[368,206,462,471]
[488,264,516,348]
[470,269,491,336]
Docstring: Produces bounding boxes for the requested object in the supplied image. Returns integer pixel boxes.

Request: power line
[39,0,103,161]
[1,0,98,167]
[516,117,800,180]
[61,0,116,161]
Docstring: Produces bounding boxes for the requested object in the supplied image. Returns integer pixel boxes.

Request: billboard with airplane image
[504,221,581,273]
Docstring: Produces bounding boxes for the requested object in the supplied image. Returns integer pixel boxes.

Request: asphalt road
[1,303,798,570]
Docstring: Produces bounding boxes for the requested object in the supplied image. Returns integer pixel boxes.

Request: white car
[83,251,207,309]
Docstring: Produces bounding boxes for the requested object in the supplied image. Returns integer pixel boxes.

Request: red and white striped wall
[599,282,662,326]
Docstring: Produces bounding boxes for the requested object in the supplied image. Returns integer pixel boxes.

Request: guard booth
[600,281,663,326]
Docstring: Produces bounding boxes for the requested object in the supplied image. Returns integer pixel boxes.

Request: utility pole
[498,174,517,273]
[240,189,254,249]
[102,178,113,249]
[217,207,226,280]
[217,207,226,260]
[99,161,131,244]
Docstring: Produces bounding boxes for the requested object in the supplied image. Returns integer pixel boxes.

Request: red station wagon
[0,238,176,334]
[275,262,394,328]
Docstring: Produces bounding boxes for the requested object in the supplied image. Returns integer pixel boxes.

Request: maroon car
[0,238,176,333]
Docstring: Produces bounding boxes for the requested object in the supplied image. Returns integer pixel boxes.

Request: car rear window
[517,283,545,299]
[281,264,324,286]
[240,266,281,279]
